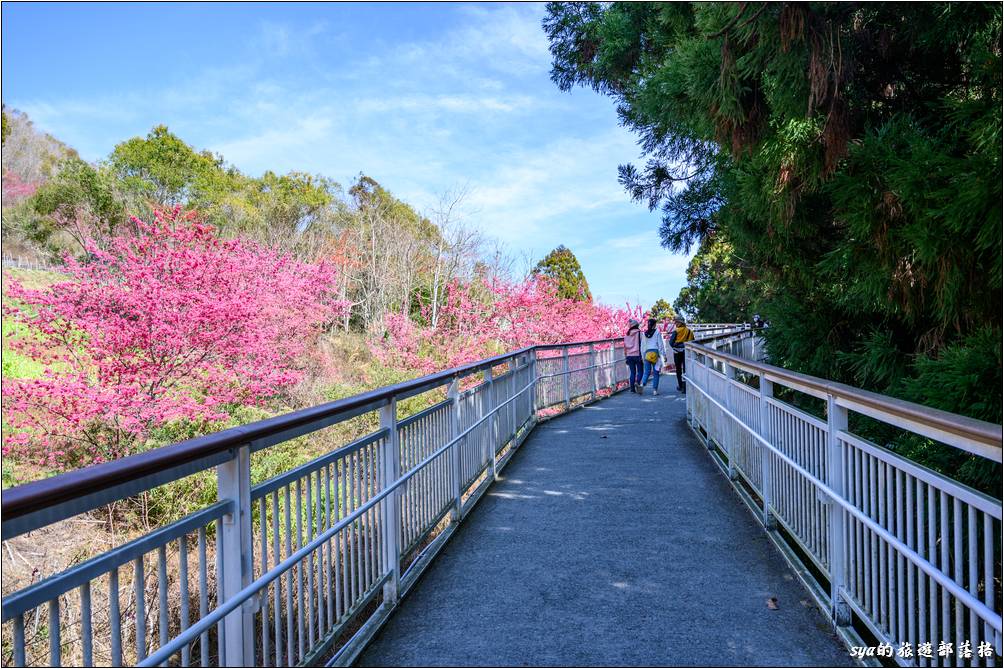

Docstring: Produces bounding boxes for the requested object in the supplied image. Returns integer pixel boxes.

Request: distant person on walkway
[669,316,695,393]
[623,318,643,394]
[639,318,668,395]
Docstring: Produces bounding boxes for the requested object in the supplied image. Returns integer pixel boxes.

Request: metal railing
[685,329,1003,666]
[1,257,60,273]
[1,338,629,667]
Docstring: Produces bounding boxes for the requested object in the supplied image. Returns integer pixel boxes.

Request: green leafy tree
[532,245,592,301]
[109,125,234,207]
[545,2,1002,491]
[649,298,676,322]
[28,157,128,256]
[672,232,766,323]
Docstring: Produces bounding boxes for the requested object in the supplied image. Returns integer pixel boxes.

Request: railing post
[685,346,694,424]
[826,394,851,626]
[723,362,738,480]
[758,375,776,529]
[482,366,498,480]
[380,398,401,604]
[588,344,597,401]
[530,351,539,418]
[561,348,571,410]
[217,445,254,666]
[507,358,516,441]
[447,378,462,522]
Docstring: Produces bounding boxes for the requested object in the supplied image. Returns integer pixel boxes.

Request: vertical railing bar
[305,474,315,651]
[215,526,224,666]
[270,492,282,668]
[920,481,931,669]
[333,462,344,625]
[110,566,121,662]
[323,466,333,634]
[295,478,305,662]
[353,450,362,605]
[941,489,951,659]
[988,509,999,660]
[561,348,570,410]
[449,378,462,521]
[968,506,979,666]
[953,497,964,665]
[197,527,208,668]
[81,582,93,667]
[178,534,191,669]
[283,486,294,667]
[877,461,887,633]
[927,482,937,666]
[363,444,372,594]
[49,598,61,667]
[907,472,916,654]
[380,398,402,607]
[158,544,169,664]
[339,456,348,624]
[826,394,849,625]
[259,496,270,668]
[135,555,146,663]
[219,445,255,666]
[13,613,26,667]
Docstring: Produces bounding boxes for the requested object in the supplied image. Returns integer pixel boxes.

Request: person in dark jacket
[668,316,695,393]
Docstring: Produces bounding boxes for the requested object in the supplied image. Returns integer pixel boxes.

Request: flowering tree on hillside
[1,170,39,203]
[2,208,348,469]
[375,275,640,373]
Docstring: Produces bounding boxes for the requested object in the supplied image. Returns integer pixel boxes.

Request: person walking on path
[669,316,695,393]
[639,318,668,395]
[623,319,643,394]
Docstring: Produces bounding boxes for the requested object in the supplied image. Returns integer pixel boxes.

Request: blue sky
[1,2,692,308]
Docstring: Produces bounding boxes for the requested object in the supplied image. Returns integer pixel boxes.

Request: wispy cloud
[3,3,692,306]
[259,20,329,58]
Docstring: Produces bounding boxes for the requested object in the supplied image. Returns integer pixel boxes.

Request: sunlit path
[358,388,852,667]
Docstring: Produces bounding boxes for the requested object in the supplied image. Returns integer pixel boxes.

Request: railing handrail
[688,338,1003,462]
[0,338,622,530]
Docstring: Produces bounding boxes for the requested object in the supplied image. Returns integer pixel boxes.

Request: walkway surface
[358,387,855,667]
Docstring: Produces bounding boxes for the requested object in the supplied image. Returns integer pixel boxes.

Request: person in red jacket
[623,319,643,393]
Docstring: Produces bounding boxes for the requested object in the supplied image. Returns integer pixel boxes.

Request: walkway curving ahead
[358,387,855,667]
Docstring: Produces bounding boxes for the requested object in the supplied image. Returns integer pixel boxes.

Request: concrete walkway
[358,386,854,667]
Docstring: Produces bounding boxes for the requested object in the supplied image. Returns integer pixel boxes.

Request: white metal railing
[685,330,1003,667]
[1,338,628,667]
[1,257,60,273]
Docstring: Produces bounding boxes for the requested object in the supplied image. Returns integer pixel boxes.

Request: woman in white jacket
[638,318,668,395]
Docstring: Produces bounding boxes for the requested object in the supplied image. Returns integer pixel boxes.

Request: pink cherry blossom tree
[374,275,641,373]
[3,208,348,469]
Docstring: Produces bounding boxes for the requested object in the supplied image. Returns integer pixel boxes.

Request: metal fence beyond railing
[1,257,61,273]
[1,338,629,667]
[685,329,1003,667]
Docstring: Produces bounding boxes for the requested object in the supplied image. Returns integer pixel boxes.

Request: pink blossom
[373,275,642,373]
[2,208,349,470]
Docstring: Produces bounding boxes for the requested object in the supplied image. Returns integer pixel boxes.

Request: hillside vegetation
[1,109,637,495]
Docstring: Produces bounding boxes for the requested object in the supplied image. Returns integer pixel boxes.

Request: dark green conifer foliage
[533,245,593,301]
[545,2,1002,492]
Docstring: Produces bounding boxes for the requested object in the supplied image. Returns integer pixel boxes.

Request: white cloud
[6,3,687,307]
[259,20,329,58]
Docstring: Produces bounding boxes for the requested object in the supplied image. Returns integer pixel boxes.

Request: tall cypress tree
[545,2,1002,491]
